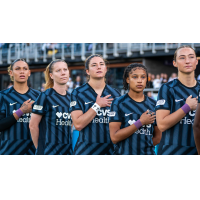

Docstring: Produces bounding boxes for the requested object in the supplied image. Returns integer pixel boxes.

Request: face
[50,62,69,85]
[156,74,160,79]
[10,61,30,83]
[76,76,81,82]
[86,56,107,79]
[173,48,198,74]
[126,68,147,93]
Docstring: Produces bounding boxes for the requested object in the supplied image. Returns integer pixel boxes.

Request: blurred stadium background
[1,43,200,99]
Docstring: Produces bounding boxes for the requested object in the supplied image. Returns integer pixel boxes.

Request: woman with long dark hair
[69,54,121,155]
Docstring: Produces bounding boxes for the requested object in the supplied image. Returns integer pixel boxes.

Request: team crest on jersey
[156,99,165,106]
[33,105,43,110]
[70,101,76,107]
[108,111,116,117]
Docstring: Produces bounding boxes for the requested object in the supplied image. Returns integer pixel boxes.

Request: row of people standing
[1,45,200,155]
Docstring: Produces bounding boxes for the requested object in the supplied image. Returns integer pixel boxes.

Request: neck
[88,78,106,95]
[128,90,144,102]
[178,71,196,87]
[13,82,29,94]
[53,83,66,95]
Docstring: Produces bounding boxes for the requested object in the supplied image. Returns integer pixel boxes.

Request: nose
[185,57,190,63]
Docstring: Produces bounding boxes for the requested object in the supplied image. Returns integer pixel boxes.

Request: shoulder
[0,88,13,100]
[112,94,127,105]
[71,83,89,95]
[30,88,41,96]
[106,85,121,97]
[146,96,156,106]
[159,80,178,92]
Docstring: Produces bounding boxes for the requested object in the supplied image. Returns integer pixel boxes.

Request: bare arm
[109,111,155,144]
[71,94,113,131]
[193,104,200,154]
[156,96,198,132]
[152,126,162,146]
[29,113,42,149]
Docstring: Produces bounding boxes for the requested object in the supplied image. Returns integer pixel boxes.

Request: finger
[30,101,35,105]
[105,95,112,99]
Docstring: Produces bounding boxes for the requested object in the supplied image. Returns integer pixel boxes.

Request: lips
[136,85,143,88]
[97,71,102,74]
[19,75,25,78]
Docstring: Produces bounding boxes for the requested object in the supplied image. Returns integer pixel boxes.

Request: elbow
[157,124,166,133]
[74,124,83,132]
[110,135,118,144]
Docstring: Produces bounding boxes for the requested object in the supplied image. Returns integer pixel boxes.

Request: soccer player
[0,59,40,155]
[109,63,161,155]
[29,59,72,155]
[156,45,199,155]
[193,91,200,154]
[69,54,121,155]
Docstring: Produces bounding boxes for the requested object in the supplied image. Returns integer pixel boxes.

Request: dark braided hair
[123,63,148,90]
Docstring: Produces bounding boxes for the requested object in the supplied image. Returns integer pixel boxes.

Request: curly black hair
[123,63,148,90]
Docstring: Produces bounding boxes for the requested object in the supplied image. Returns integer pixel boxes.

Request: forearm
[72,108,97,131]
[193,104,200,154]
[152,137,160,146]
[30,126,39,149]
[110,124,138,144]
[0,114,17,132]
[157,109,186,132]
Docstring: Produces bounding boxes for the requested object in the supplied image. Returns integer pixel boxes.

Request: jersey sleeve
[32,92,48,115]
[155,84,171,111]
[0,93,6,115]
[109,99,122,122]
[69,89,83,113]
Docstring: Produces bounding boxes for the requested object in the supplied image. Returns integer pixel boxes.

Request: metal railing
[0,43,200,65]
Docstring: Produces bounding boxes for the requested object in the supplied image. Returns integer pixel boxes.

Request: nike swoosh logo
[52,105,59,108]
[125,113,133,116]
[85,101,93,105]
[10,102,17,106]
[175,99,184,102]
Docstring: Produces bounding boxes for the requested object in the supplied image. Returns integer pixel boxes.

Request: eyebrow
[91,62,104,64]
[132,73,146,75]
[179,54,195,57]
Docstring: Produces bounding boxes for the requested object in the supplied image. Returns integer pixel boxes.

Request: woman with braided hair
[109,63,161,155]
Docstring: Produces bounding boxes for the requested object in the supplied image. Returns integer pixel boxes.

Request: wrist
[134,119,143,130]
[15,108,24,118]
[181,103,191,114]
[92,103,101,114]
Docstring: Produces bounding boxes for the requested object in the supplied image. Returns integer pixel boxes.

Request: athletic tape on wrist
[181,104,191,114]
[15,109,24,118]
[134,119,143,129]
[92,103,101,113]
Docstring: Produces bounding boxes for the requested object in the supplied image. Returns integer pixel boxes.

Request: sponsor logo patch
[156,99,165,106]
[70,101,76,107]
[108,111,116,117]
[33,105,43,110]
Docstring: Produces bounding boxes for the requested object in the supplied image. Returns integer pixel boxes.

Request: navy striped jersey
[32,88,72,145]
[156,79,200,148]
[0,87,40,155]
[69,83,121,144]
[109,94,156,155]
